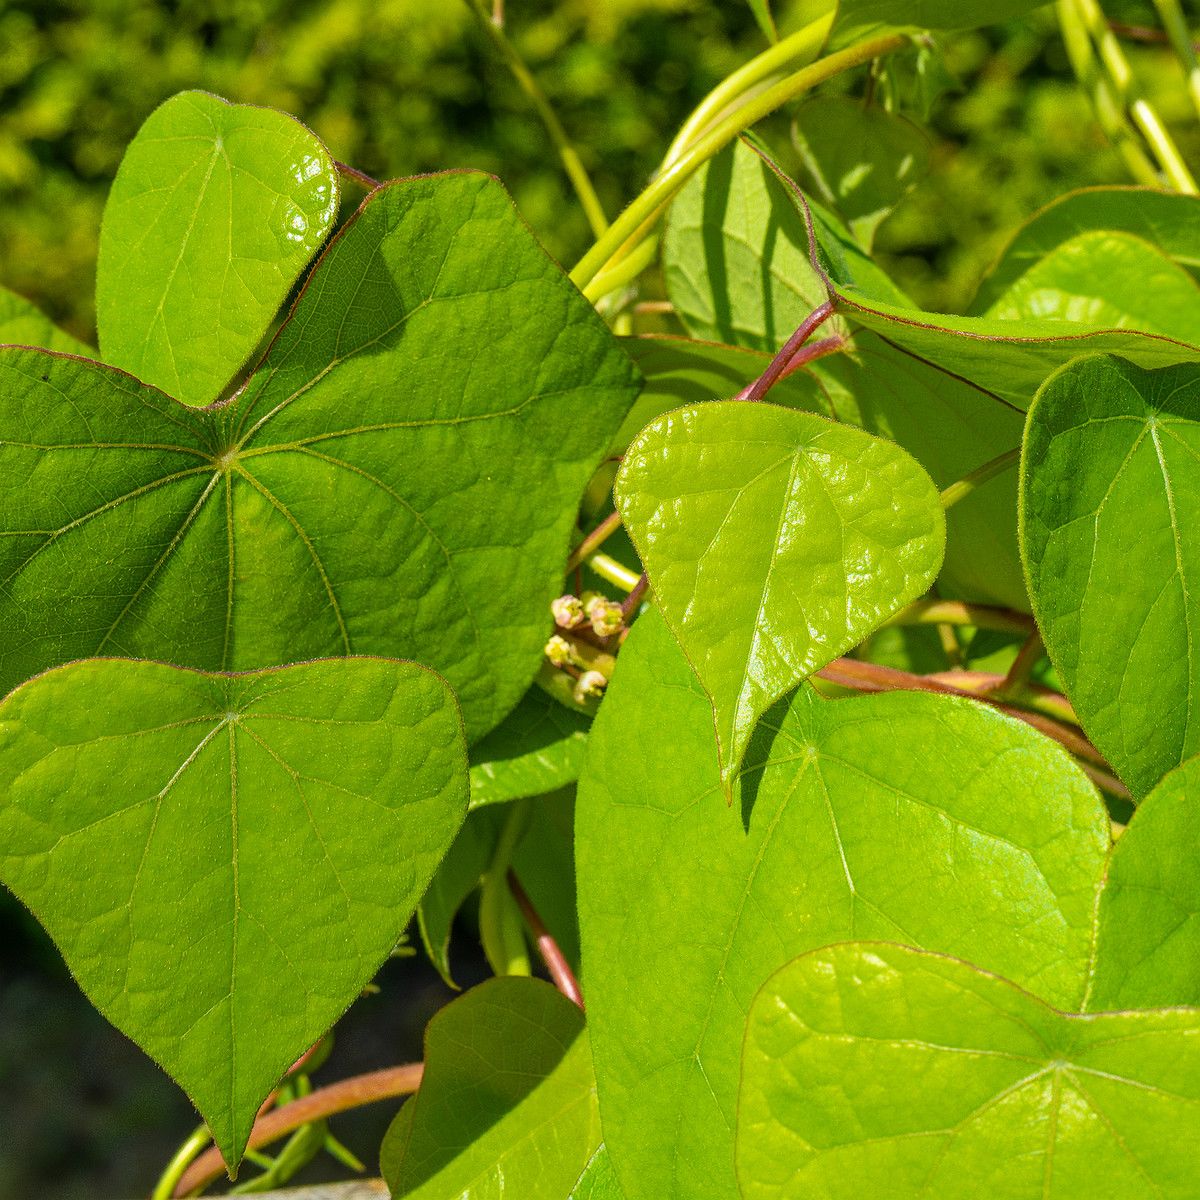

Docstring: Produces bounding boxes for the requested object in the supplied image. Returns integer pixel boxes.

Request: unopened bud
[544,635,575,668]
[552,594,585,628]
[573,670,608,705]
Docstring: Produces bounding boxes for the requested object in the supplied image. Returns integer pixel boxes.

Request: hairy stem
[939,447,1021,510]
[466,0,609,237]
[173,1064,424,1196]
[333,161,381,191]
[508,868,585,1010]
[738,303,836,402]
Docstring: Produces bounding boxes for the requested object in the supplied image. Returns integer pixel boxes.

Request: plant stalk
[881,599,1036,637]
[939,447,1021,510]
[1151,0,1200,127]
[507,868,585,1010]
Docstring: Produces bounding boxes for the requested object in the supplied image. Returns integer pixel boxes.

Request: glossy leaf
[1090,755,1200,1010]
[576,611,1110,1200]
[663,139,908,354]
[830,0,1054,46]
[792,98,929,251]
[972,186,1200,313]
[615,402,945,782]
[983,231,1200,342]
[381,977,599,1199]
[570,1147,626,1200]
[737,942,1200,1200]
[468,689,590,809]
[0,655,468,1169]
[1021,354,1200,796]
[0,172,640,739]
[96,91,340,407]
[0,284,93,358]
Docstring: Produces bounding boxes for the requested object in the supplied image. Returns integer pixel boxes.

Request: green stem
[881,598,1036,636]
[587,550,641,592]
[940,447,1021,510]
[569,33,907,293]
[566,510,622,572]
[660,13,833,169]
[153,1126,212,1200]
[583,233,660,304]
[1152,0,1200,123]
[480,798,532,977]
[466,0,609,237]
[995,631,1046,699]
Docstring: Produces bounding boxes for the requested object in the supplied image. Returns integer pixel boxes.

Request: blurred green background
[2,0,1199,1196]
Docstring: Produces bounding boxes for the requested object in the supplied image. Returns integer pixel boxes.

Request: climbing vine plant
[5,1,1200,1197]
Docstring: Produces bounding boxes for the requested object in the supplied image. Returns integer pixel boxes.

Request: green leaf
[0,655,468,1169]
[746,0,777,41]
[381,977,599,1199]
[792,98,929,251]
[972,186,1200,313]
[737,942,1200,1200]
[1090,754,1200,1010]
[662,140,908,354]
[614,402,945,783]
[982,231,1200,342]
[96,91,340,407]
[570,1147,627,1200]
[830,0,1053,46]
[468,688,590,809]
[576,611,1110,1200]
[0,172,640,739]
[0,284,93,358]
[1020,354,1200,796]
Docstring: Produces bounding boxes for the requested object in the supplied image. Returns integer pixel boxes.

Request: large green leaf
[737,942,1200,1200]
[381,976,599,1199]
[570,1147,627,1200]
[0,284,93,358]
[0,655,468,1169]
[1090,755,1200,1010]
[1020,354,1200,797]
[0,172,640,738]
[972,186,1200,313]
[830,0,1053,45]
[791,98,929,252]
[576,610,1110,1200]
[614,402,944,783]
[982,231,1200,342]
[96,91,340,407]
[662,139,908,354]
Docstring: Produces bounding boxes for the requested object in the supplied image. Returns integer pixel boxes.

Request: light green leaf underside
[96,91,340,408]
[984,231,1200,344]
[1091,754,1200,1010]
[792,98,929,252]
[737,942,1200,1200]
[972,186,1200,313]
[0,655,468,1169]
[1020,354,1200,797]
[381,977,599,1199]
[0,172,640,740]
[0,284,94,358]
[576,610,1109,1200]
[570,1146,627,1200]
[615,401,945,782]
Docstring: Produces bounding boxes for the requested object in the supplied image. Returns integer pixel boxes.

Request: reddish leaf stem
[566,510,623,573]
[334,161,382,190]
[507,868,585,1011]
[173,1064,423,1196]
[622,573,650,620]
[736,302,836,402]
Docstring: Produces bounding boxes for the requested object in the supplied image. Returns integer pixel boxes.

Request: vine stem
[622,572,650,619]
[153,1126,212,1200]
[333,161,381,191]
[1151,0,1200,124]
[567,510,623,572]
[172,1064,424,1196]
[480,797,533,977]
[737,303,836,402]
[939,446,1021,510]
[881,598,1036,636]
[569,33,907,293]
[507,869,585,1010]
[465,0,609,238]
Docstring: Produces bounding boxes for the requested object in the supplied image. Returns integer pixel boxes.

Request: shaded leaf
[792,98,929,251]
[576,611,1109,1200]
[0,172,641,739]
[381,977,599,1199]
[0,285,93,358]
[738,942,1200,1200]
[830,0,1054,46]
[97,91,341,407]
[614,402,945,782]
[1020,354,1200,796]
[0,655,468,1168]
[746,0,777,41]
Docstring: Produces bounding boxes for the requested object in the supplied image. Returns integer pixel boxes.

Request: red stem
[566,510,623,573]
[507,868,585,1011]
[334,161,382,190]
[736,302,835,403]
[622,573,650,619]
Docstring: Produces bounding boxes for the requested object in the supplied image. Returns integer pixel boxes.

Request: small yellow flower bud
[544,634,575,668]
[552,594,586,628]
[573,669,608,705]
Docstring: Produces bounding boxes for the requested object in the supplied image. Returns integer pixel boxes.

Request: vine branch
[507,869,585,1011]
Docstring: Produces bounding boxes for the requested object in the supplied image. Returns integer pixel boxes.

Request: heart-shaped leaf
[0,284,93,358]
[1090,753,1200,1010]
[614,402,945,783]
[0,655,468,1169]
[737,942,1200,1200]
[0,171,640,739]
[971,186,1200,314]
[96,91,340,407]
[1021,353,1200,796]
[576,610,1110,1200]
[381,976,598,1198]
[571,1147,627,1200]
